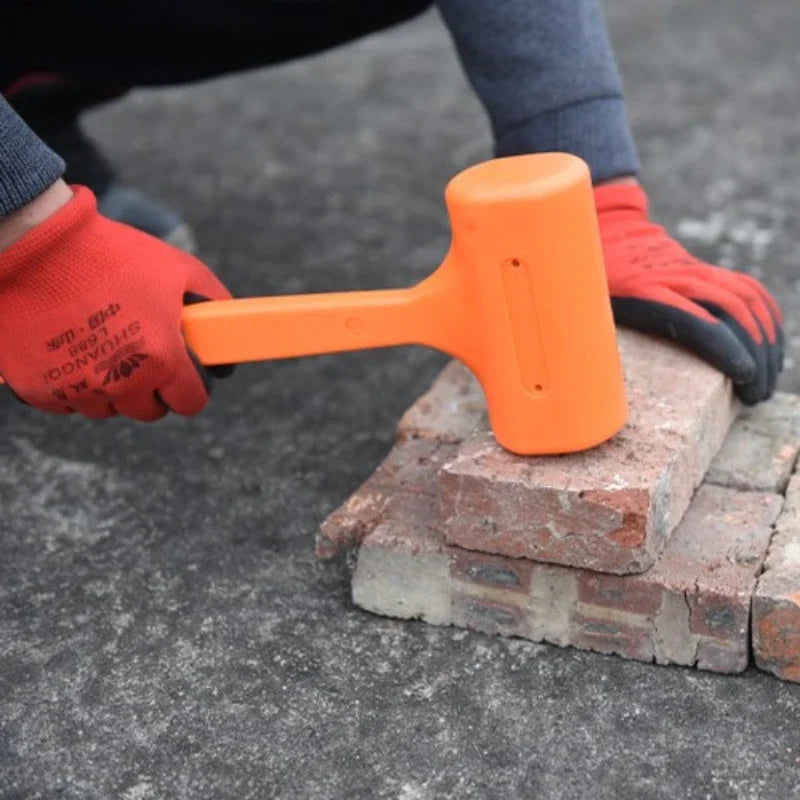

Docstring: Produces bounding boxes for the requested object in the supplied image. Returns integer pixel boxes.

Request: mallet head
[434,153,628,454]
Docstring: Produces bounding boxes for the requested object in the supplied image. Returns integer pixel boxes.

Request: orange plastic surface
[180,153,628,454]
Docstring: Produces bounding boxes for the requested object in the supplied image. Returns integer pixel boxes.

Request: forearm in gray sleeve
[435,0,640,182]
[0,95,65,215]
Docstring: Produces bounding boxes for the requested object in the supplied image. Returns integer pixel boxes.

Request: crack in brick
[749,497,787,670]
[686,587,700,666]
[756,497,788,581]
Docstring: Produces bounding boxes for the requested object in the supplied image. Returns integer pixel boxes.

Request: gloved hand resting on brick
[595,182,783,405]
[0,0,783,421]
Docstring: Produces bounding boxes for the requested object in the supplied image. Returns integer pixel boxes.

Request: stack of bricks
[316,329,800,682]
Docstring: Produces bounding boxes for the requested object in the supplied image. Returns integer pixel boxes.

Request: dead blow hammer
[179,153,628,455]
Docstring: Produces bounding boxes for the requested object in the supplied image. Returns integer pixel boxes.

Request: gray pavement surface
[3,1,800,798]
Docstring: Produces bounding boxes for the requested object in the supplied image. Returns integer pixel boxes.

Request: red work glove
[596,183,783,405]
[0,185,233,420]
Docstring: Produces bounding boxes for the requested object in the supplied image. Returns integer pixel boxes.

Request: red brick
[332,335,792,676]
[568,486,778,671]
[348,441,781,674]
[316,487,391,559]
[695,640,747,674]
[396,360,485,445]
[438,330,737,574]
[451,593,528,637]
[315,439,455,559]
[569,613,654,662]
[451,549,533,594]
[647,485,781,663]
[752,475,800,682]
[374,439,458,495]
[706,392,800,494]
[688,594,748,639]
[753,602,800,683]
[578,572,661,616]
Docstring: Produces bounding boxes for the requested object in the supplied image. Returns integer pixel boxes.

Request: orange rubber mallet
[181,153,628,455]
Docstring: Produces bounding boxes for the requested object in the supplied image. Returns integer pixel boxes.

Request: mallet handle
[0,257,467,385]
[181,280,450,365]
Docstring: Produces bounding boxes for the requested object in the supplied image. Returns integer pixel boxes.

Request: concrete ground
[2,1,800,798]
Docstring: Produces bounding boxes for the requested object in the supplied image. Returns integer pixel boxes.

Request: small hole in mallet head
[534,384,543,392]
[511,258,521,268]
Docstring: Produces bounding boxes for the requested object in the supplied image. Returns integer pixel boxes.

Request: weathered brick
[752,475,800,682]
[352,520,451,626]
[569,613,655,662]
[753,603,800,683]
[689,595,748,639]
[524,565,579,646]
[451,548,533,594]
[695,640,746,674]
[706,392,800,494]
[578,572,662,617]
[315,439,456,559]
[328,324,798,678]
[438,329,737,574]
[396,360,485,445]
[652,591,696,665]
[566,486,778,670]
[350,443,781,674]
[451,594,528,638]
[372,439,459,496]
[619,330,741,484]
[316,487,391,560]
[323,329,741,570]
[646,485,781,671]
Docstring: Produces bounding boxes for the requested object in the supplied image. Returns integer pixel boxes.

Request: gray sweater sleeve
[435,0,640,182]
[0,95,65,216]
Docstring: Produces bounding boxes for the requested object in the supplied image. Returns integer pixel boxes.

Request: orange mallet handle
[181,279,462,366]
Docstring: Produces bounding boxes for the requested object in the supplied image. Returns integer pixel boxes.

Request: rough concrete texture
[706,392,800,494]
[353,446,782,674]
[7,1,800,798]
[438,328,737,574]
[753,476,800,681]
